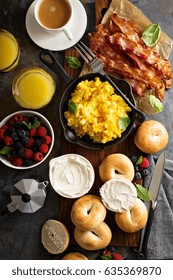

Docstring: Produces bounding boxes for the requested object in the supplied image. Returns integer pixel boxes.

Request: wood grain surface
[57,0,141,247]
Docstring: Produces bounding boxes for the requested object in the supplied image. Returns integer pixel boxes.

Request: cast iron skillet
[39,50,145,150]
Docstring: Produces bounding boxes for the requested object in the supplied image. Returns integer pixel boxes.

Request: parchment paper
[100,0,173,114]
[101,0,173,59]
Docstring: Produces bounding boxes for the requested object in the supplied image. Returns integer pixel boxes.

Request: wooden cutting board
[57,0,140,247]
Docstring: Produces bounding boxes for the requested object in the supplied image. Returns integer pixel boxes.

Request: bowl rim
[0,110,54,169]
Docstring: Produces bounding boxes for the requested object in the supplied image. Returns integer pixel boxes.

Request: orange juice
[12,67,55,109]
[0,30,20,72]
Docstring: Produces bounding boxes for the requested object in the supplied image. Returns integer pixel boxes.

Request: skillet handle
[39,50,73,85]
[105,74,146,123]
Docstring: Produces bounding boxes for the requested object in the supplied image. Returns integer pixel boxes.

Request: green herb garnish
[22,121,41,130]
[68,102,77,114]
[0,146,11,155]
[141,23,161,47]
[135,183,151,202]
[136,156,143,165]
[66,56,81,69]
[118,116,131,130]
[149,95,163,112]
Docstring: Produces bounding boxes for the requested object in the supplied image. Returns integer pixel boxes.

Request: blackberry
[29,116,40,124]
[24,158,33,166]
[22,136,29,144]
[34,137,42,146]
[14,122,23,129]
[7,127,16,135]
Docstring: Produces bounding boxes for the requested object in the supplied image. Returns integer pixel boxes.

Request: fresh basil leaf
[135,183,151,202]
[149,95,163,112]
[32,121,41,129]
[66,56,81,69]
[141,23,161,47]
[68,102,77,114]
[118,116,131,130]
[22,121,32,130]
[100,254,113,260]
[0,146,11,155]
[136,156,143,165]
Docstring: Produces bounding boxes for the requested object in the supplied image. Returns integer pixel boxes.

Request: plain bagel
[115,198,148,233]
[41,219,70,254]
[74,222,112,250]
[62,252,88,260]
[99,153,135,182]
[134,120,169,154]
[71,194,106,230]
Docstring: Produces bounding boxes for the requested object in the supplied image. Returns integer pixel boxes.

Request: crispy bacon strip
[88,13,172,101]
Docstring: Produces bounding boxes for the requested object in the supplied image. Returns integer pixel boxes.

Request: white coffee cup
[34,0,73,40]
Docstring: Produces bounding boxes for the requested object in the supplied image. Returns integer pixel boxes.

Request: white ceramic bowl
[49,154,95,198]
[0,110,54,169]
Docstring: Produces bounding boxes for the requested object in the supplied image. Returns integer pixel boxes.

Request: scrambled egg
[64,77,132,143]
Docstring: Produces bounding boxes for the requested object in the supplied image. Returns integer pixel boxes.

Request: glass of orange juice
[0,29,20,72]
[12,67,56,109]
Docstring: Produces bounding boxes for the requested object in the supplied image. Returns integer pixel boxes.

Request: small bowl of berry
[0,110,54,169]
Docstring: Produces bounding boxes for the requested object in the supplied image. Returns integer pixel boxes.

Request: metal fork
[74,41,145,123]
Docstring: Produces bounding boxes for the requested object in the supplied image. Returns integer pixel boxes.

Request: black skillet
[39,49,145,150]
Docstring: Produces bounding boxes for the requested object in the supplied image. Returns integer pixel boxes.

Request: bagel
[74,222,112,250]
[41,219,70,254]
[71,195,106,230]
[134,120,168,154]
[100,178,137,212]
[62,252,88,260]
[115,198,148,233]
[99,153,134,182]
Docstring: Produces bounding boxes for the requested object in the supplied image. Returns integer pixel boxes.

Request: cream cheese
[99,178,137,213]
[49,154,95,198]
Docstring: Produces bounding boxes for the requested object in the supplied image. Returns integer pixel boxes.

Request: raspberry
[34,152,44,162]
[42,135,52,144]
[12,157,23,166]
[39,143,49,154]
[25,137,34,148]
[24,148,34,159]
[14,113,23,122]
[4,136,13,146]
[8,118,15,126]
[37,126,47,137]
[140,157,149,168]
[1,125,9,131]
[0,129,5,139]
[111,253,123,260]
[29,128,37,137]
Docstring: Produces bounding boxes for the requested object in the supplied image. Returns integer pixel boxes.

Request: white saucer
[25,0,87,51]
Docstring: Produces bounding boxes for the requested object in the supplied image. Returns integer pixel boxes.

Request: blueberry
[24,159,33,166]
[11,132,19,141]
[22,137,29,144]
[18,130,26,138]
[7,127,16,135]
[109,246,116,253]
[14,141,23,150]
[135,172,142,179]
[29,116,40,124]
[142,169,149,177]
[17,149,25,157]
[34,137,42,146]
[14,122,23,129]
[130,156,138,164]
[135,165,140,171]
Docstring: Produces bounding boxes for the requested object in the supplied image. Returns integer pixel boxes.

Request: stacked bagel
[71,194,112,250]
[99,153,148,233]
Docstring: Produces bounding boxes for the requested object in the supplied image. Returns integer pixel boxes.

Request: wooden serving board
[57,0,141,247]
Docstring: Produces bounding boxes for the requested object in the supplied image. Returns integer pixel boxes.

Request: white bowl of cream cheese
[49,154,95,198]
[99,178,137,213]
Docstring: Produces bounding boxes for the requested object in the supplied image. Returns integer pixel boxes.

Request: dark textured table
[0,0,173,260]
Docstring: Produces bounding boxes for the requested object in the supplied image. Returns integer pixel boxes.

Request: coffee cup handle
[63,26,73,40]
